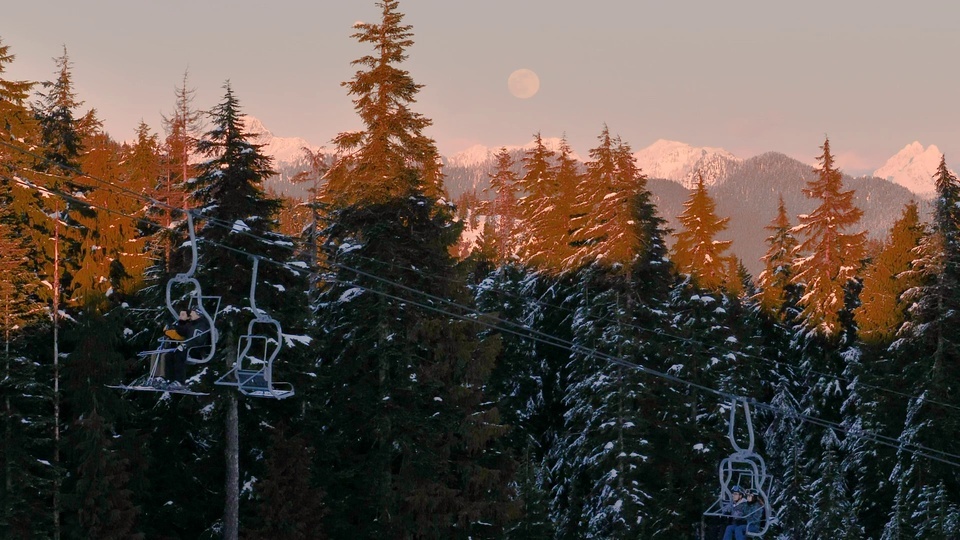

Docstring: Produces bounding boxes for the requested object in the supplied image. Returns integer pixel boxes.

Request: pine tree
[155,71,201,273]
[315,3,516,536]
[569,126,645,270]
[789,137,865,339]
[516,133,559,269]
[484,147,519,263]
[191,82,308,540]
[322,1,442,207]
[884,157,960,537]
[244,426,326,539]
[755,195,800,319]
[854,202,924,346]
[64,406,141,539]
[550,143,674,537]
[671,173,733,291]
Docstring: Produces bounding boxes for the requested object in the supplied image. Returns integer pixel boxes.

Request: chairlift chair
[215,257,295,400]
[702,399,774,537]
[109,211,220,396]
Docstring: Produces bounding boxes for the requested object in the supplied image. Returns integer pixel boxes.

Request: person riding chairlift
[723,488,762,540]
[153,309,207,390]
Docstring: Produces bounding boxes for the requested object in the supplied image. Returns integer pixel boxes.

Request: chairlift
[215,257,295,400]
[110,210,220,396]
[702,398,775,538]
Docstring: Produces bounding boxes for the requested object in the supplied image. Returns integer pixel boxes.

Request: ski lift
[215,256,295,400]
[110,210,220,396]
[702,398,774,537]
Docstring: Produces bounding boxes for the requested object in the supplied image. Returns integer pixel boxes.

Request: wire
[7,140,960,469]
[320,250,960,415]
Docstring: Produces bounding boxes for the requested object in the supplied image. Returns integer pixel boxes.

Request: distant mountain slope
[648,152,928,276]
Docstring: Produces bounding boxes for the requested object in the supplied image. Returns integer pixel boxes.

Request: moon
[508,69,540,99]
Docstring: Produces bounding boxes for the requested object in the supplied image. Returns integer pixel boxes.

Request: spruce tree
[755,195,800,320]
[569,126,645,270]
[314,3,516,537]
[323,0,442,207]
[884,157,960,537]
[671,173,733,291]
[516,133,560,270]
[485,147,519,264]
[854,202,924,346]
[789,137,865,339]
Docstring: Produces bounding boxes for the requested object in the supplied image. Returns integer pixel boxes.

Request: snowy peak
[241,115,326,167]
[632,139,740,188]
[873,141,945,197]
[446,137,582,168]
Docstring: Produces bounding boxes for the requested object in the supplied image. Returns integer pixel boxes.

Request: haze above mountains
[244,116,943,275]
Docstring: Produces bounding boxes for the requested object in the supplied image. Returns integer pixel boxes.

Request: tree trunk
[224,360,240,539]
[52,202,61,540]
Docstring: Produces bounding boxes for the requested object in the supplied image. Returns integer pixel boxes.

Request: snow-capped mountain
[447,137,582,168]
[242,115,325,165]
[873,141,945,197]
[632,139,741,189]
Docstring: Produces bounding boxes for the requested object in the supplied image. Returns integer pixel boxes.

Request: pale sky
[3,1,959,174]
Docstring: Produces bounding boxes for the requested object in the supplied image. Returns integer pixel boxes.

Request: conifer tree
[315,3,515,536]
[323,0,442,207]
[485,147,519,263]
[516,133,559,269]
[244,426,326,539]
[854,202,924,346]
[155,71,201,273]
[190,82,308,540]
[884,157,960,537]
[550,135,674,537]
[671,173,733,291]
[789,137,865,339]
[755,195,800,319]
[569,126,645,270]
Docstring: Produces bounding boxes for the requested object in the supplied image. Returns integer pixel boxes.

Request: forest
[2,1,960,539]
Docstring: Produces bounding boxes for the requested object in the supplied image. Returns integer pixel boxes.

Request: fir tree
[671,173,733,291]
[244,427,326,540]
[323,0,442,207]
[315,3,516,536]
[569,126,645,270]
[190,82,308,540]
[484,147,519,264]
[755,195,800,319]
[516,133,559,270]
[789,137,865,339]
[884,157,960,537]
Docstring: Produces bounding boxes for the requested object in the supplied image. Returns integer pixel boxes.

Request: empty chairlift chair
[215,257,295,400]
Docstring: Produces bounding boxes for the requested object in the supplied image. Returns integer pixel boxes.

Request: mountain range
[244,116,940,275]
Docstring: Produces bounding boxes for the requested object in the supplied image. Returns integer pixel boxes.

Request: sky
[3,0,960,175]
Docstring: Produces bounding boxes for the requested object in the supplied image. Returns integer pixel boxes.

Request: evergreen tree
[484,147,519,264]
[755,195,800,319]
[516,133,560,270]
[64,406,141,540]
[244,427,326,539]
[789,137,865,339]
[315,3,516,536]
[671,173,733,291]
[190,81,309,539]
[323,1,442,207]
[884,157,960,538]
[569,126,645,270]
[854,202,924,346]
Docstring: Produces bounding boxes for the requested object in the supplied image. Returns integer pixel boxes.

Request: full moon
[508,69,540,99]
